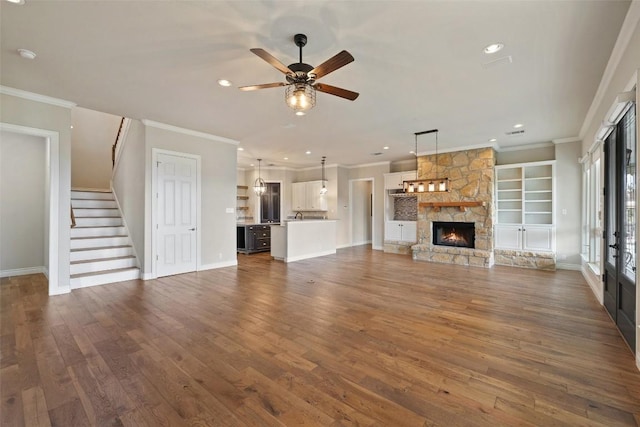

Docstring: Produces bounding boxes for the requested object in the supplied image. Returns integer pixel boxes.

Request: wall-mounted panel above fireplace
[432,222,475,248]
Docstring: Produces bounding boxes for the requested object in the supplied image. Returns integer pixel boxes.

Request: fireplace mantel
[418,201,486,212]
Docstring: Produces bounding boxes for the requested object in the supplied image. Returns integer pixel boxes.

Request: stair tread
[71,267,139,279]
[71,235,128,240]
[72,225,125,229]
[74,216,122,218]
[71,189,112,193]
[71,245,132,252]
[71,255,136,265]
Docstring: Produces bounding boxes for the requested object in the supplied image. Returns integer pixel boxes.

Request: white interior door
[157,153,197,277]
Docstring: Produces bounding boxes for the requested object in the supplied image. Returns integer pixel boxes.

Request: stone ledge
[494,249,556,271]
[384,241,415,255]
[411,244,492,259]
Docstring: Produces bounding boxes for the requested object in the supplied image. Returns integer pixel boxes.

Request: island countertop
[271,220,336,262]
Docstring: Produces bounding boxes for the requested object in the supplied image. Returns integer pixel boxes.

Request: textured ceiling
[0,0,631,168]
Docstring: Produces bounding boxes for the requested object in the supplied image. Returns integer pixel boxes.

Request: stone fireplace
[412,147,495,267]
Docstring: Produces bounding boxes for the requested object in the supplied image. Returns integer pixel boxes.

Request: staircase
[70,190,140,288]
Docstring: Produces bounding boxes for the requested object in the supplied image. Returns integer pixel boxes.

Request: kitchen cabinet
[237,224,271,254]
[384,221,417,243]
[291,181,328,211]
[495,161,555,252]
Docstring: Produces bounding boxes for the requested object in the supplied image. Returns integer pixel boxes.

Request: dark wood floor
[2,246,640,426]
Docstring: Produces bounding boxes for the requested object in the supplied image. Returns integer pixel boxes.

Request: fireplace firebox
[433,222,475,248]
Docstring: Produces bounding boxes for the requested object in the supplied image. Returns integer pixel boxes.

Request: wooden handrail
[70,205,76,228]
[112,117,125,167]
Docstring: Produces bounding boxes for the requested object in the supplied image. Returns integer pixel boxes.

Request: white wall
[1,92,72,295]
[0,131,46,272]
[555,141,582,267]
[71,107,121,189]
[496,145,555,165]
[143,123,238,276]
[112,119,146,267]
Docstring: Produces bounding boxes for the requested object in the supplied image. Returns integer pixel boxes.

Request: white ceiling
[0,0,631,168]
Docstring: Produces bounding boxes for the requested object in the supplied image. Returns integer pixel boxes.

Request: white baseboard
[285,249,336,263]
[43,266,49,279]
[581,263,603,304]
[556,262,581,271]
[0,266,45,278]
[372,245,384,251]
[49,286,71,296]
[199,260,238,271]
[141,272,156,280]
[337,243,352,249]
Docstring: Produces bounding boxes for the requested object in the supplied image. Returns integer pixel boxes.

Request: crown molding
[0,86,76,108]
[496,141,554,152]
[141,119,238,145]
[578,0,640,139]
[552,136,581,145]
[345,160,391,169]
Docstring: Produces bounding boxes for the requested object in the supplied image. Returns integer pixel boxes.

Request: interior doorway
[350,178,373,246]
[0,123,60,294]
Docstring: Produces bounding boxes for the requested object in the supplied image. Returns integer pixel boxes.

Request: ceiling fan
[239,33,359,115]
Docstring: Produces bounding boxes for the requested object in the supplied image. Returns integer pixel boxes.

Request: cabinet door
[384,173,403,190]
[495,225,522,250]
[306,181,327,211]
[523,226,554,252]
[246,227,256,250]
[385,221,402,241]
[292,183,306,210]
[400,221,417,242]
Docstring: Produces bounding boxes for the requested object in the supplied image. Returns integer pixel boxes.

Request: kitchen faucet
[295,211,303,220]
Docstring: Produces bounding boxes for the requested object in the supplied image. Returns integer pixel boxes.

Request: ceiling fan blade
[238,82,287,91]
[250,48,293,75]
[310,50,354,79]
[314,83,359,101]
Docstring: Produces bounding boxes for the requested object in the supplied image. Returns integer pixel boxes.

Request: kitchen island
[270,220,337,262]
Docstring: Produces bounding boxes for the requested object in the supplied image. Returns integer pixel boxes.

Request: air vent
[482,55,513,69]
[505,129,525,136]
[370,152,383,156]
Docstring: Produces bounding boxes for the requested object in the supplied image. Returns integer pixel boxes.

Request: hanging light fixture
[403,129,449,193]
[320,156,328,194]
[253,159,266,196]
[285,83,316,116]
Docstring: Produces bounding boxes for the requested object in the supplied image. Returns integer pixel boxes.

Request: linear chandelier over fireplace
[403,128,450,193]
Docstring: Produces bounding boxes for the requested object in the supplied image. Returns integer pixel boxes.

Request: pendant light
[320,156,328,194]
[402,129,449,193]
[253,159,266,196]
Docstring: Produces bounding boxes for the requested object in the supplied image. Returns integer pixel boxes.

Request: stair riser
[70,247,133,262]
[71,191,113,200]
[71,258,137,275]
[70,269,140,289]
[70,226,126,238]
[71,236,129,249]
[73,208,120,217]
[72,199,117,209]
[74,217,122,227]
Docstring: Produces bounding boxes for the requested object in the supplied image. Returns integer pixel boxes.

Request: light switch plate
[226,208,234,213]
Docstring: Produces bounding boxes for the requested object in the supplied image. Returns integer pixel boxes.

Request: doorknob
[189,228,196,231]
[609,243,619,250]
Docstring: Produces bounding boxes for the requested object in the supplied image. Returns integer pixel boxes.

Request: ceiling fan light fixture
[286,83,316,115]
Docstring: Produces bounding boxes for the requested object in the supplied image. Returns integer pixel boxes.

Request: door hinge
[156,255,159,260]
[156,193,158,199]
[602,230,606,239]
[156,161,162,167]
[602,273,605,282]
[156,224,158,229]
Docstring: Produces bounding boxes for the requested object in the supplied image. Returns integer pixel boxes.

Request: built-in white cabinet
[291,181,328,211]
[384,171,418,190]
[384,221,417,243]
[495,161,555,252]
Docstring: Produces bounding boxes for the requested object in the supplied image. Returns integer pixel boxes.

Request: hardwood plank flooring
[1,246,640,426]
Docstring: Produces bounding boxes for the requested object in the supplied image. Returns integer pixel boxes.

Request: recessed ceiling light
[70,125,74,129]
[250,163,254,167]
[237,147,244,151]
[296,111,306,116]
[283,157,288,160]
[489,138,497,142]
[17,49,36,59]
[409,150,415,154]
[305,151,311,155]
[217,79,232,87]
[513,123,524,129]
[6,0,25,4]
[383,146,389,150]
[483,43,504,54]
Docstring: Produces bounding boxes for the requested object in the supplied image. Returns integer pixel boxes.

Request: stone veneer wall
[412,147,495,267]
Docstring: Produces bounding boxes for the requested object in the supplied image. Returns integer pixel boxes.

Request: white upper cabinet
[292,181,327,211]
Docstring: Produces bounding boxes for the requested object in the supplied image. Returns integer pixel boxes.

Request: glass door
[603,104,636,352]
